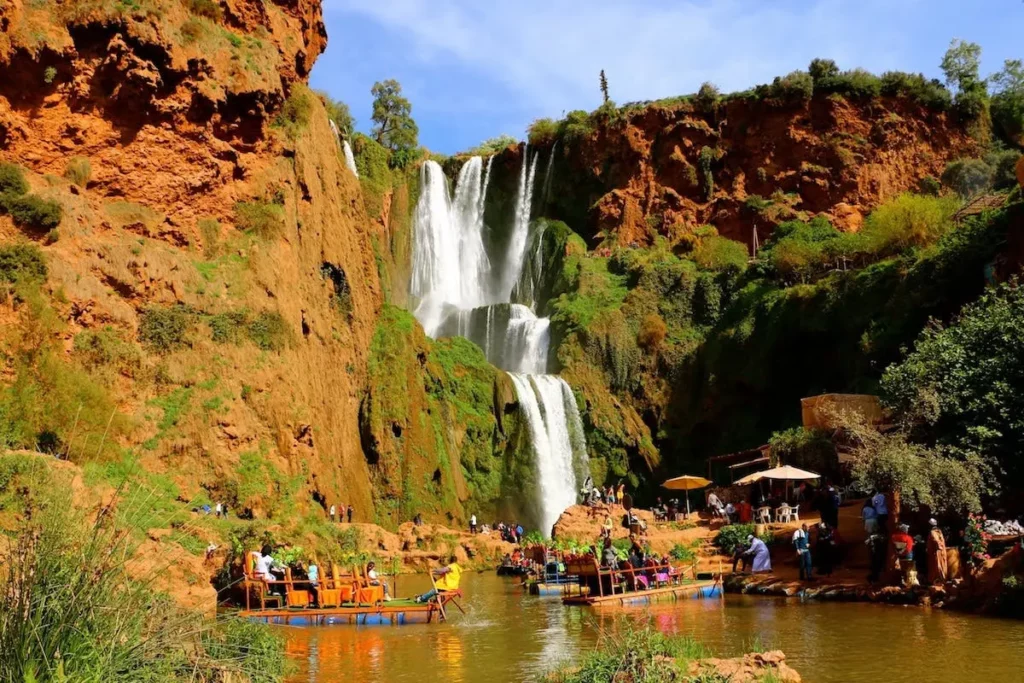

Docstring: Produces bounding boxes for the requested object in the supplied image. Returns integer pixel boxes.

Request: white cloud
[323,0,911,119]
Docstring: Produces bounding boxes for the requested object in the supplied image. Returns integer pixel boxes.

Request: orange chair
[285,567,311,608]
[331,563,356,603]
[244,551,283,610]
[318,562,341,607]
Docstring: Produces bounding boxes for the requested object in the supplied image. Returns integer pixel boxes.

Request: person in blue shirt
[872,490,889,534]
[306,559,320,607]
[862,499,878,534]
[793,524,813,581]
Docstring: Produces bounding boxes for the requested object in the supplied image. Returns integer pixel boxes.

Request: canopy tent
[661,475,712,516]
[734,465,819,486]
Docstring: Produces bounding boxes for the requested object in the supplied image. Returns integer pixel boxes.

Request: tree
[370,79,419,155]
[990,59,1024,148]
[694,82,720,112]
[599,70,609,104]
[881,280,1024,498]
[808,58,839,83]
[941,39,987,118]
[941,157,992,197]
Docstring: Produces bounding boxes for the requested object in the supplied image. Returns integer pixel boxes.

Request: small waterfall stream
[410,150,587,535]
[329,120,360,177]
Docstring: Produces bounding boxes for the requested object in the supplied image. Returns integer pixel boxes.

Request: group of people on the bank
[328,503,354,523]
[581,476,626,506]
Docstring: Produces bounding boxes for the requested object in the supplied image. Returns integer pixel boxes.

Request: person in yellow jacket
[415,555,462,603]
[616,483,625,505]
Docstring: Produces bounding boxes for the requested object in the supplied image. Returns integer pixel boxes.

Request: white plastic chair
[776,506,792,523]
[755,506,771,524]
[791,505,800,522]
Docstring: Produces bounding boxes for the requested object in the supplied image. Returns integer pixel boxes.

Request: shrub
[692,233,748,273]
[186,0,222,21]
[768,70,814,102]
[235,199,285,239]
[63,156,91,188]
[248,310,288,351]
[918,175,941,196]
[546,626,710,683]
[559,110,594,144]
[879,71,951,110]
[273,84,313,135]
[808,58,840,83]
[669,542,696,562]
[817,68,882,99]
[698,146,716,200]
[139,306,191,351]
[467,135,517,156]
[4,194,62,230]
[208,310,249,344]
[43,66,57,85]
[528,118,558,146]
[0,244,47,284]
[716,523,757,554]
[861,192,958,251]
[316,90,355,137]
[941,158,992,198]
[636,313,667,351]
[180,16,206,44]
[0,162,28,197]
[694,81,720,112]
[73,326,141,376]
[989,150,1022,190]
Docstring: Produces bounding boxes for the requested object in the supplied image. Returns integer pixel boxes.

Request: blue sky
[313,1,1023,155]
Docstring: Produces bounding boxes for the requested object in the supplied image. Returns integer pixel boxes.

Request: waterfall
[343,140,359,178]
[508,374,586,536]
[501,147,539,301]
[409,151,588,537]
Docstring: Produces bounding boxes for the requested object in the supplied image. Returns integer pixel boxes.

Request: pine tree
[600,70,609,104]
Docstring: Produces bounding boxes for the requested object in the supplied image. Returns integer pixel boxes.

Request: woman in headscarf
[927,518,948,584]
[745,534,772,573]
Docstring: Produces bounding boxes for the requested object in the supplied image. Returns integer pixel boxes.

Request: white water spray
[343,140,359,178]
[409,148,588,536]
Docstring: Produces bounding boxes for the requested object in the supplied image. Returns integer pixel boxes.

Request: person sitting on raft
[366,561,391,601]
[415,555,462,603]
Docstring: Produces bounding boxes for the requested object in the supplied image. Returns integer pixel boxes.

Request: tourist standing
[470,514,477,534]
[601,536,617,568]
[927,518,948,584]
[306,559,320,607]
[215,502,222,518]
[347,504,353,523]
[516,523,524,543]
[329,504,336,523]
[821,486,839,529]
[862,499,878,534]
[793,524,812,581]
[872,490,889,534]
[737,499,752,524]
[891,524,917,586]
[616,483,625,505]
[603,513,613,538]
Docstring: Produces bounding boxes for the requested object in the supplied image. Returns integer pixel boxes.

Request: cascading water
[342,140,359,178]
[410,149,588,536]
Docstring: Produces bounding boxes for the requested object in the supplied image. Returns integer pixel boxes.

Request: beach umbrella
[661,475,712,516]
[759,465,819,481]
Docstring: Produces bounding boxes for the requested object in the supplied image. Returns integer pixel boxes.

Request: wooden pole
[428,566,447,622]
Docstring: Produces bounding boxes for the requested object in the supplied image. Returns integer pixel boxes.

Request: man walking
[346,504,353,523]
[470,513,477,534]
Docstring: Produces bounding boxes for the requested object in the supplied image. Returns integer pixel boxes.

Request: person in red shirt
[891,524,917,586]
[737,499,753,524]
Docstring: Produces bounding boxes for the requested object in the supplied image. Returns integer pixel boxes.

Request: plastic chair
[776,506,792,523]
[791,505,800,522]
[755,507,771,524]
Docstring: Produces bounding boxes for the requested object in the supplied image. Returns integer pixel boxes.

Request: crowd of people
[580,476,627,506]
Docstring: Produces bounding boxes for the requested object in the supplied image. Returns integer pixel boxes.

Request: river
[280,572,1024,682]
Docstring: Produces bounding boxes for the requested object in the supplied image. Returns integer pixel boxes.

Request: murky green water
[281,572,1024,682]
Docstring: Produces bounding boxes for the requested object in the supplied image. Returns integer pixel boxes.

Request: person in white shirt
[329,504,336,522]
[366,561,391,600]
[725,502,736,523]
[255,545,282,594]
[215,502,222,518]
[470,514,477,534]
[707,492,726,518]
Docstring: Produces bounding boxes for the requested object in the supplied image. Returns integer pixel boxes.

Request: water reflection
[282,572,1024,683]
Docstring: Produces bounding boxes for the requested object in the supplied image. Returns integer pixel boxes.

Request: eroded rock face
[503,94,978,247]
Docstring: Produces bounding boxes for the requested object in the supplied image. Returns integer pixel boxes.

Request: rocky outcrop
[507,94,977,248]
[688,651,801,683]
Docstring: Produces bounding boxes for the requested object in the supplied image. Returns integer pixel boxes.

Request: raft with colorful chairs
[560,555,721,607]
[239,555,463,625]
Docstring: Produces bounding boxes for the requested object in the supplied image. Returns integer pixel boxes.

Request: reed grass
[0,464,284,683]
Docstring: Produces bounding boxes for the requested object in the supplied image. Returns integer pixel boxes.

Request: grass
[547,625,711,683]
[234,199,285,239]
[139,305,191,352]
[0,462,285,683]
[105,200,163,229]
[63,156,91,188]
